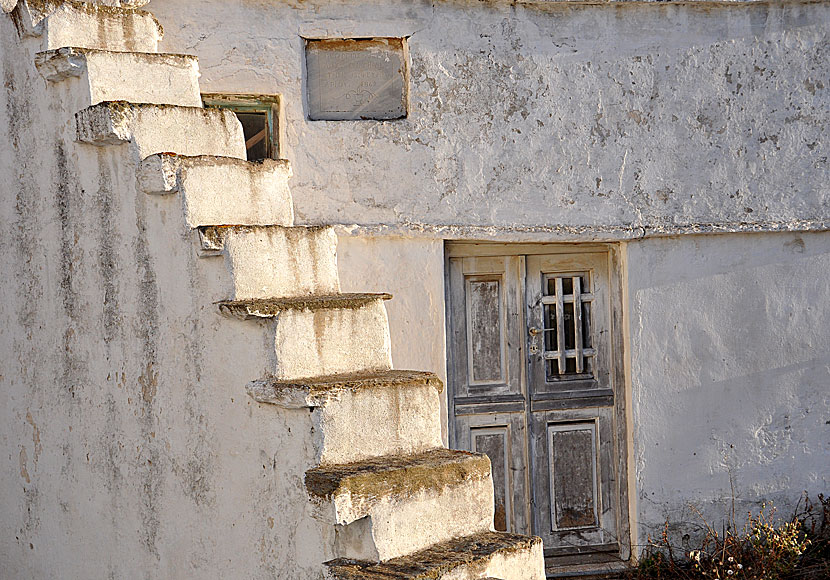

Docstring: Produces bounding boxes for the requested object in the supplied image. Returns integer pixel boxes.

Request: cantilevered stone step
[35,1,163,52]
[76,101,246,160]
[35,48,201,108]
[202,226,339,300]
[325,531,545,580]
[219,294,393,380]
[248,370,444,465]
[137,154,293,227]
[306,448,494,562]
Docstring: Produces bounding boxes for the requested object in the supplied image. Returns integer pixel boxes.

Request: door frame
[444,241,632,571]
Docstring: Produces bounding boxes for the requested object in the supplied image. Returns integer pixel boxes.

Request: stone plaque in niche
[306,38,407,121]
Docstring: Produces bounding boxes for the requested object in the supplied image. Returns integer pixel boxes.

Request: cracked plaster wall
[147,0,829,239]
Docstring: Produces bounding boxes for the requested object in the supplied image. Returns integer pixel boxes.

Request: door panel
[448,256,525,400]
[454,412,530,534]
[529,407,619,554]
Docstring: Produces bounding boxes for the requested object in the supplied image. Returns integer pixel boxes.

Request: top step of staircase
[34,1,163,52]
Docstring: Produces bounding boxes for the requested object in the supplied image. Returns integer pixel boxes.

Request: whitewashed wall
[627,231,830,546]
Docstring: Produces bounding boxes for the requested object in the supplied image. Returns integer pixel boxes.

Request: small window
[542,272,595,381]
[202,94,283,161]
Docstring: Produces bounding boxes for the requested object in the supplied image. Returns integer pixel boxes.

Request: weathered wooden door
[447,244,628,570]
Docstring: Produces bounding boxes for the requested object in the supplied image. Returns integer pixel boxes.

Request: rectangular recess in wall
[305,38,408,121]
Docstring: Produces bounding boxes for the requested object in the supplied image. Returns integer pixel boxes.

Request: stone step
[306,448,494,562]
[325,531,545,580]
[35,48,202,108]
[137,154,294,228]
[219,294,393,380]
[36,0,163,52]
[201,226,339,300]
[76,101,246,160]
[248,370,444,465]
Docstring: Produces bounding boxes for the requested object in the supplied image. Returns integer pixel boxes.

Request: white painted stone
[76,101,246,159]
[39,1,162,52]
[147,0,830,239]
[310,452,494,561]
[217,226,340,300]
[137,154,294,227]
[248,372,444,465]
[332,474,494,561]
[35,48,201,107]
[336,235,449,443]
[271,301,392,380]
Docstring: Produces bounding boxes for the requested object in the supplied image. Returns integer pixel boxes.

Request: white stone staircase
[19,1,546,578]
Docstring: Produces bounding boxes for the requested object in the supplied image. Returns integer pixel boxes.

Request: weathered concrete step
[76,101,246,160]
[201,226,339,300]
[307,448,494,562]
[219,294,393,380]
[35,0,163,52]
[248,370,444,465]
[325,531,545,580]
[137,154,294,228]
[35,48,201,107]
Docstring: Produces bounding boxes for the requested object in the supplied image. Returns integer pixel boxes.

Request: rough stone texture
[219,293,393,318]
[326,531,545,580]
[149,0,830,240]
[218,297,393,380]
[76,101,247,160]
[248,371,445,465]
[35,48,201,107]
[218,225,340,300]
[336,235,450,444]
[137,154,295,227]
[307,449,494,561]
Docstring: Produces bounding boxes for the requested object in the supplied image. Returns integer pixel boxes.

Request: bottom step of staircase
[325,531,545,580]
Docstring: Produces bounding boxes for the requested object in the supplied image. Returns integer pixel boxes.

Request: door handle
[528,327,542,336]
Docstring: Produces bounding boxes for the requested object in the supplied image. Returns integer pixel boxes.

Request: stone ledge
[138,154,291,195]
[247,370,444,408]
[218,293,393,319]
[326,531,541,580]
[305,448,489,504]
[76,101,246,159]
[35,47,197,82]
[197,224,328,253]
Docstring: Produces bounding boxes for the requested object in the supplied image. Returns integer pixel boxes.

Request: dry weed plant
[628,494,828,580]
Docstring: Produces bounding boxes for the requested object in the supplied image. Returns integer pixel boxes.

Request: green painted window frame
[201,93,284,160]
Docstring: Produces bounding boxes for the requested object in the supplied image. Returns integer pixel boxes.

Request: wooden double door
[446,244,629,571]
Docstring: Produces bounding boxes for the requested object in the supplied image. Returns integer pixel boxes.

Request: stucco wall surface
[336,234,449,440]
[0,15,334,578]
[627,231,830,544]
[147,0,829,239]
